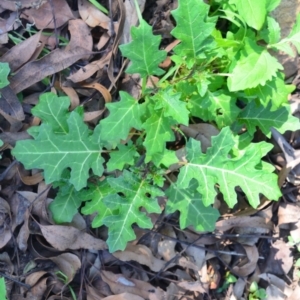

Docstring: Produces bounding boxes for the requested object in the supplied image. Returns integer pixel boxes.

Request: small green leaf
[0,277,7,300]
[0,62,10,89]
[266,0,281,12]
[246,73,294,109]
[153,87,189,125]
[119,12,166,78]
[49,183,85,223]
[238,101,299,138]
[31,93,70,134]
[142,109,176,161]
[95,92,144,146]
[13,110,104,190]
[190,90,241,128]
[166,180,220,231]
[171,0,216,64]
[107,142,139,171]
[102,170,163,252]
[177,127,281,208]
[271,14,300,56]
[228,39,283,91]
[0,140,3,159]
[232,0,267,30]
[261,17,281,44]
[81,180,117,228]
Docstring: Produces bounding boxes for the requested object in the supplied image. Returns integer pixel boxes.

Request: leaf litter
[0,0,300,299]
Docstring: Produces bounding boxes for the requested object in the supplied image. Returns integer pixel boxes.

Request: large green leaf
[238,101,300,138]
[12,110,104,190]
[119,12,166,78]
[31,93,70,134]
[95,92,144,146]
[102,170,163,252]
[228,39,283,91]
[177,127,281,208]
[232,0,267,30]
[166,180,220,232]
[171,0,216,64]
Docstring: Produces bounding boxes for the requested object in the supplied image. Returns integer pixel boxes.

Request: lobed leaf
[228,39,283,91]
[12,110,104,190]
[166,180,220,232]
[95,91,144,146]
[119,18,166,77]
[177,127,281,208]
[81,180,117,228]
[238,101,300,138]
[107,141,139,171]
[31,93,70,134]
[102,170,163,252]
[171,0,216,65]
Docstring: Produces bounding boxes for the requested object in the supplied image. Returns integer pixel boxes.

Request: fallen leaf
[78,0,110,29]
[49,253,81,284]
[1,31,42,72]
[66,19,93,60]
[113,244,165,272]
[21,0,74,29]
[10,47,92,94]
[40,224,107,251]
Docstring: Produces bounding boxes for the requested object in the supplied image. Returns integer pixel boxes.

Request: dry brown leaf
[215,216,272,232]
[26,275,48,300]
[82,82,112,103]
[49,253,81,284]
[0,197,12,248]
[232,245,259,277]
[18,171,44,186]
[10,47,92,94]
[1,31,42,72]
[0,86,25,121]
[113,244,165,272]
[16,209,30,251]
[67,52,111,83]
[21,0,74,29]
[177,280,207,294]
[262,240,293,275]
[278,203,300,226]
[101,270,166,300]
[260,273,293,299]
[86,284,106,300]
[60,84,80,110]
[66,19,93,60]
[84,110,105,122]
[40,224,107,251]
[102,294,144,300]
[78,0,110,29]
[157,226,177,261]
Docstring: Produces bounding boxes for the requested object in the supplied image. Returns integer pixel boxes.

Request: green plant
[0,277,8,300]
[248,281,267,300]
[217,271,237,293]
[55,271,76,300]
[12,0,299,252]
[0,62,10,91]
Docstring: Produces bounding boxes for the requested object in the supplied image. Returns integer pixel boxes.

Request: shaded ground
[0,0,300,299]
